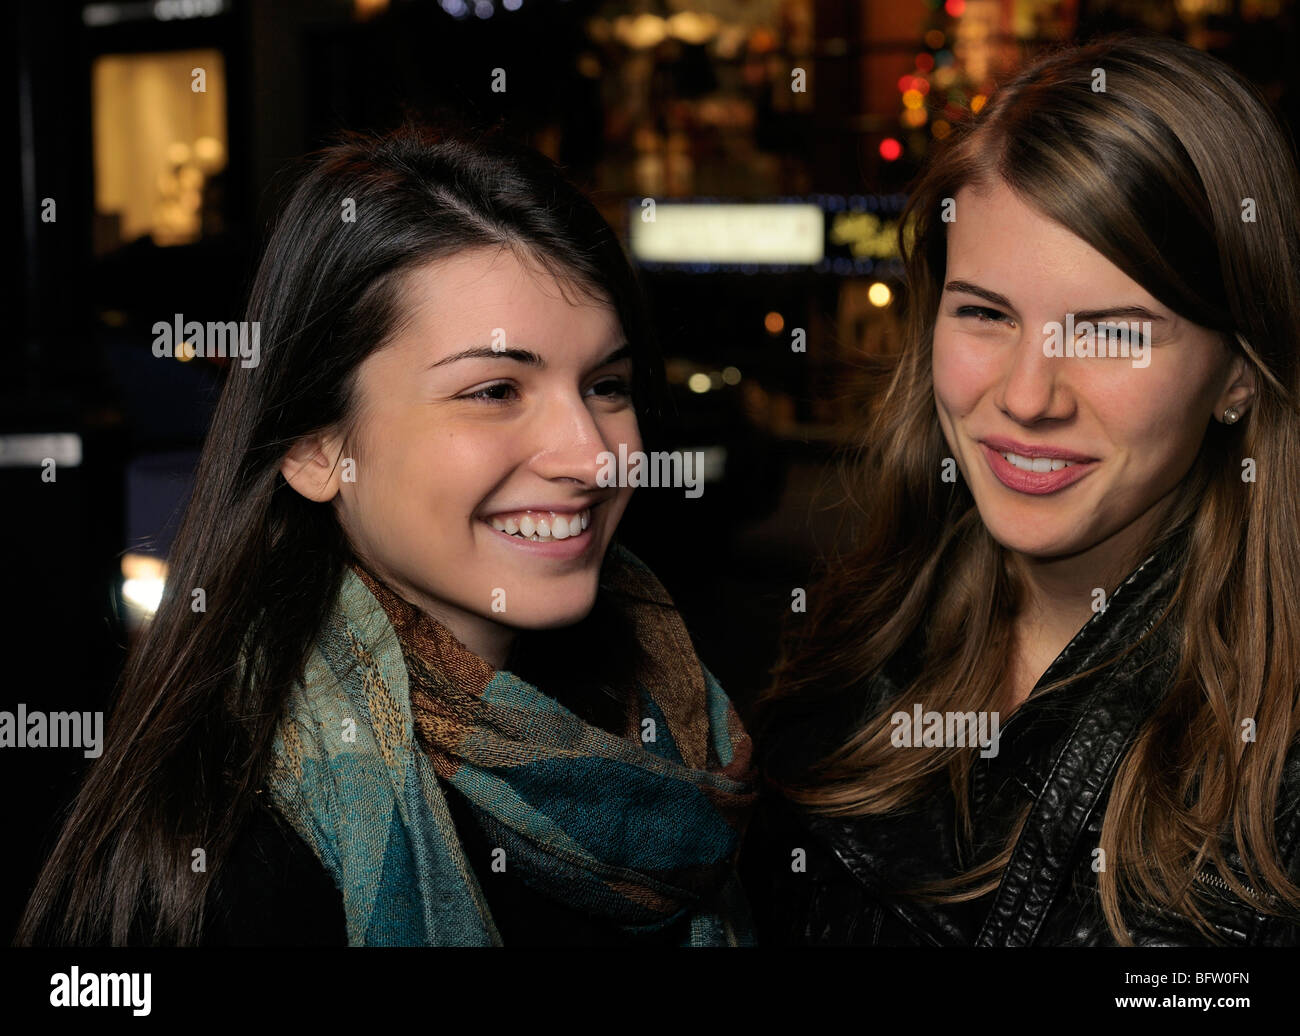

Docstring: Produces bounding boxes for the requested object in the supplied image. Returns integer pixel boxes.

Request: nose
[524,388,627,487]
[995,322,1075,424]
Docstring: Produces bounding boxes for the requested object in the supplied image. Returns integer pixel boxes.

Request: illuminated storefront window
[91,48,228,253]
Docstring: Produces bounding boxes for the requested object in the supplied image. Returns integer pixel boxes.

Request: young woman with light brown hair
[753,32,1300,945]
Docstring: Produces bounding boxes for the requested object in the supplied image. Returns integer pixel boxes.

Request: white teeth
[1000,451,1076,472]
[485,508,591,542]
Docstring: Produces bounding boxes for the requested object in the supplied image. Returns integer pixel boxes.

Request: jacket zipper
[1194,867,1275,905]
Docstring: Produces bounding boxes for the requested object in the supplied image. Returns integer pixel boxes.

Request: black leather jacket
[745,532,1300,946]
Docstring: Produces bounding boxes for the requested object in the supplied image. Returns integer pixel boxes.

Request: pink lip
[979,436,1097,463]
[481,518,597,559]
[481,497,605,520]
[483,505,595,518]
[980,443,1097,495]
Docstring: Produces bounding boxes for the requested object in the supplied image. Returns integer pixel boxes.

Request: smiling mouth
[979,443,1096,496]
[483,508,591,543]
[995,450,1080,472]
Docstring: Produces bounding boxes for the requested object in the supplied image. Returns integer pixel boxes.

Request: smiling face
[931,179,1254,577]
[281,245,642,667]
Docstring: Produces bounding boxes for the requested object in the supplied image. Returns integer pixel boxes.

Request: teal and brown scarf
[267,542,756,945]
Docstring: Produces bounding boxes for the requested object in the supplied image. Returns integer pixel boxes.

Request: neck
[350,556,517,669]
[434,612,515,670]
[1005,487,1179,694]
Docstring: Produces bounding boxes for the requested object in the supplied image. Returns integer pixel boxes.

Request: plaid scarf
[268,543,756,945]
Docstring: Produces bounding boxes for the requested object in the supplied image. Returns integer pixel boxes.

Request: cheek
[599,412,641,517]
[931,330,991,414]
[420,432,519,530]
[430,427,509,474]
[360,423,498,530]
[601,409,642,452]
[1094,375,1204,468]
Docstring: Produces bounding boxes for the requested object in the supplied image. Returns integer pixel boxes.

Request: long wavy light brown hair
[759,32,1300,943]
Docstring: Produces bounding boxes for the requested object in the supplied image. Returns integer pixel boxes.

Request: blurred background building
[8,0,1300,933]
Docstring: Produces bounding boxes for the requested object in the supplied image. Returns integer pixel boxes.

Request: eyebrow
[427,343,632,371]
[943,280,1166,323]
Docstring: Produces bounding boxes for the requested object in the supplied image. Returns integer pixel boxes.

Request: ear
[280,429,347,502]
[1216,346,1258,420]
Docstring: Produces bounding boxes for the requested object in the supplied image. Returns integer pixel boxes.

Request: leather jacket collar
[791,529,1190,945]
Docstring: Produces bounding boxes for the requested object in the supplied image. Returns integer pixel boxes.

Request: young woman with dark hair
[752,32,1300,946]
[17,124,755,947]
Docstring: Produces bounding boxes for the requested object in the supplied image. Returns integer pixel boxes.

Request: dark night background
[7,0,1300,940]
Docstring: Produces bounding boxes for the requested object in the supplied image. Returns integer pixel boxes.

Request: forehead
[391,246,619,350]
[946,181,1150,305]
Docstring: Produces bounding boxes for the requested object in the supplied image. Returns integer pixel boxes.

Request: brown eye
[464,382,518,403]
[586,377,631,399]
[957,305,1012,326]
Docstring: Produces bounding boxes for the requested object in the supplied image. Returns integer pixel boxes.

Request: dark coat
[24,799,348,947]
[202,787,689,946]
[744,533,1300,946]
[202,794,346,945]
[33,783,693,945]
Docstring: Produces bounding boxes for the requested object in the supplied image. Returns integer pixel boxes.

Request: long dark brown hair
[760,32,1300,943]
[17,122,663,946]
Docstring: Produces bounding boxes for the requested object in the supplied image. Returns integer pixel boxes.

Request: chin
[501,588,600,631]
[979,513,1077,559]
